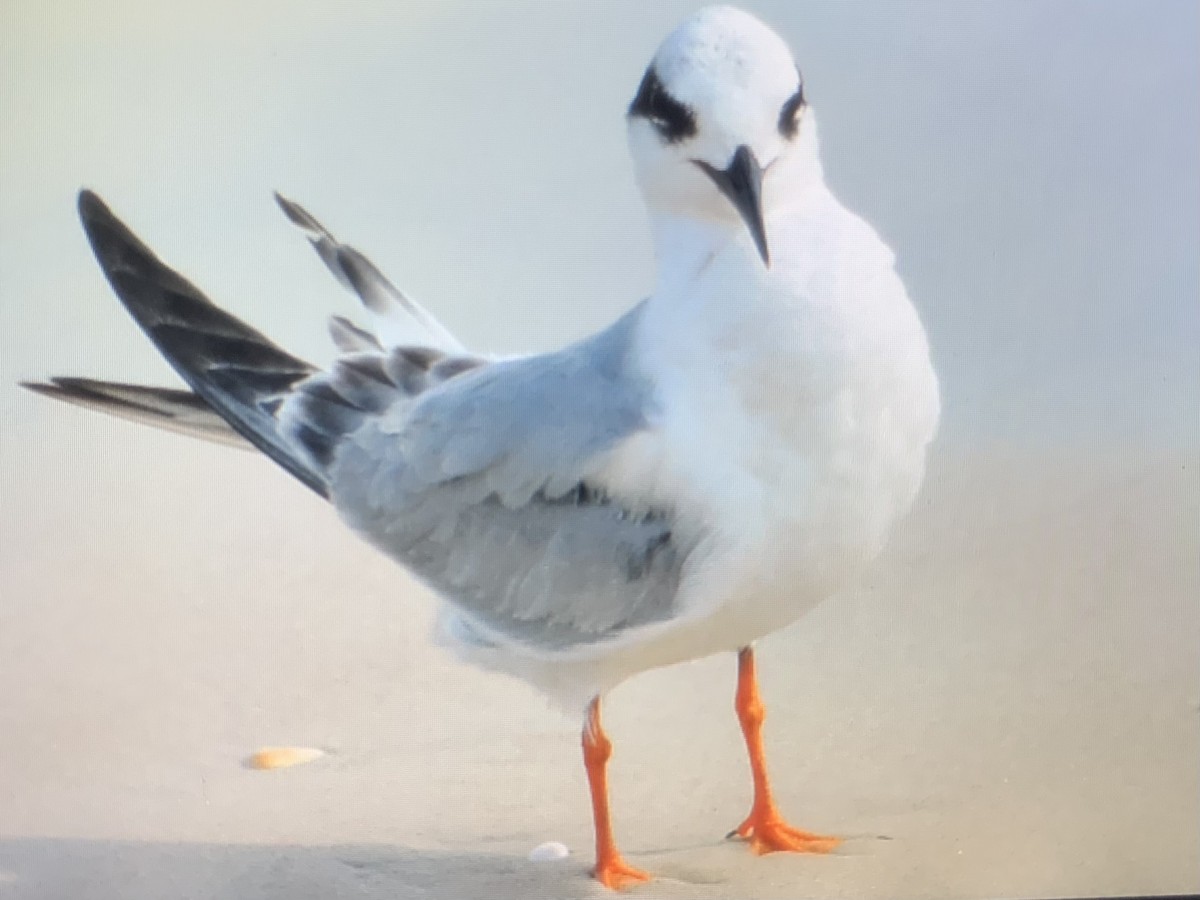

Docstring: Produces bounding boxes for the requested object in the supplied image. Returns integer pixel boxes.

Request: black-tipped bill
[694,145,769,266]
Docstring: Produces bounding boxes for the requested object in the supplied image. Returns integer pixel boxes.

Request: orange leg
[583,696,652,890]
[729,646,841,854]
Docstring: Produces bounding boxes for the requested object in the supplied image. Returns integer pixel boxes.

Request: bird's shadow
[0,838,602,900]
[0,831,899,898]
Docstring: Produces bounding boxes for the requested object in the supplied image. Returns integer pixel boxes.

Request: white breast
[459,198,939,711]
[607,194,940,644]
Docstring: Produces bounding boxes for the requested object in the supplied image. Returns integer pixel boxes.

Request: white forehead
[651,6,798,113]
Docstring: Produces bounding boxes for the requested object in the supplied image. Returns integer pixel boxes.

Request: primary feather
[63,191,690,656]
[19,377,250,449]
[274,192,464,352]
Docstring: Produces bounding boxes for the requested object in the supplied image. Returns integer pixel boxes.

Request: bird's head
[626,6,819,267]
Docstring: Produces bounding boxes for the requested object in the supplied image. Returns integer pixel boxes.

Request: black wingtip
[20,378,116,408]
[75,188,167,283]
[274,191,318,232]
[77,190,117,246]
[273,190,296,218]
[64,191,330,500]
[77,188,109,222]
[22,377,132,409]
[19,380,59,398]
[47,375,115,396]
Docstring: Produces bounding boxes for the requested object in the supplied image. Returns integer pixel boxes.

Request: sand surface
[1,434,1195,899]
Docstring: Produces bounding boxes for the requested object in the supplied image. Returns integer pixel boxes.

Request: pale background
[1,2,1196,898]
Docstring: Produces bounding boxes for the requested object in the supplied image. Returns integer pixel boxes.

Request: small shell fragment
[528,841,570,862]
[245,746,325,770]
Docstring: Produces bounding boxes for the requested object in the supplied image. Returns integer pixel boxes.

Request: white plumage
[438,7,939,711]
[28,6,939,888]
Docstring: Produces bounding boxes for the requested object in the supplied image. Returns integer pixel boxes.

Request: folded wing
[37,192,685,651]
[324,304,685,650]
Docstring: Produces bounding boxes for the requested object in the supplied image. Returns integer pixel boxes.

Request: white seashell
[528,841,570,862]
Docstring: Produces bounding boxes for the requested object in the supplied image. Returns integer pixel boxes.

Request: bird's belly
[454,391,936,712]
[663,318,939,647]
[683,435,924,651]
[525,258,941,702]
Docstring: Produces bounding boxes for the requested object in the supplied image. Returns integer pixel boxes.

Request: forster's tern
[25,6,939,889]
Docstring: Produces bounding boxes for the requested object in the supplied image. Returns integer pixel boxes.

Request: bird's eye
[628,66,697,144]
[778,78,806,140]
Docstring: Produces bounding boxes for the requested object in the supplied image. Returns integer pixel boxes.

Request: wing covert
[326,303,687,650]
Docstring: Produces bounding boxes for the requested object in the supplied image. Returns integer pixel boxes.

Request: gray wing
[323,305,687,650]
[50,192,683,649]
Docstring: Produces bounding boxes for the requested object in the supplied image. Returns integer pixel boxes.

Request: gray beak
[695,145,769,266]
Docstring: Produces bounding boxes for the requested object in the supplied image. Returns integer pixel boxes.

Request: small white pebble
[528,841,570,862]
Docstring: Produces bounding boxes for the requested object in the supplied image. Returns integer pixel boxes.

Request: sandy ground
[0,423,1195,899]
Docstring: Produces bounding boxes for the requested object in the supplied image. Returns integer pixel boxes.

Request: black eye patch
[628,66,697,144]
[778,75,806,139]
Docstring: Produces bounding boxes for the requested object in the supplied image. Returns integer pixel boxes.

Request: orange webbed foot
[729,649,841,857]
[592,854,652,891]
[729,812,841,855]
